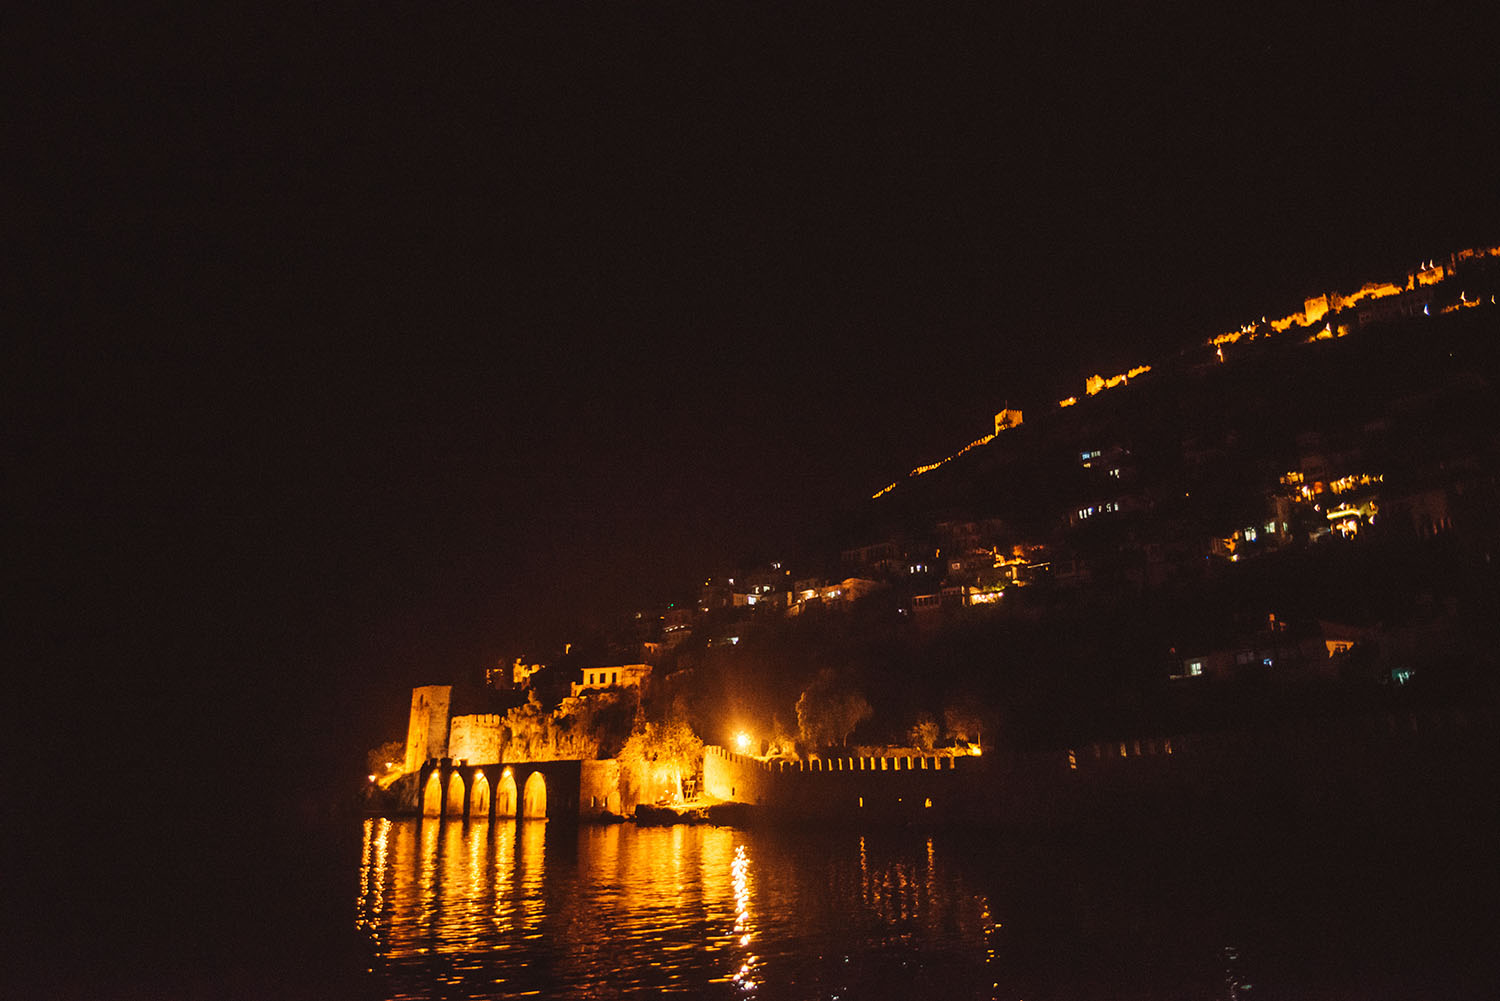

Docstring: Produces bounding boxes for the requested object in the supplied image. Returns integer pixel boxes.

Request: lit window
[1189,661,1203,677]
[1244,527,1257,542]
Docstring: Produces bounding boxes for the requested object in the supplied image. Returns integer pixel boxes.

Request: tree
[767,713,799,758]
[908,712,939,751]
[617,715,704,802]
[795,669,872,751]
[366,740,406,787]
[943,700,987,749]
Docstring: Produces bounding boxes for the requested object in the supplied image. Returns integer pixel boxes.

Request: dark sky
[12,4,1499,772]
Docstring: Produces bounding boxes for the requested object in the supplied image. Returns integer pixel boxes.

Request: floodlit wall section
[703,746,971,820]
[580,758,628,817]
[404,685,452,773]
[448,713,503,765]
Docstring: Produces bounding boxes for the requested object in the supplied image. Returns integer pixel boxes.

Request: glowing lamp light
[735,732,752,753]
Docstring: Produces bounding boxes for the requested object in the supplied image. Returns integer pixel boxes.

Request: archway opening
[446,772,465,818]
[422,772,444,817]
[470,773,490,818]
[522,771,547,818]
[497,770,517,817]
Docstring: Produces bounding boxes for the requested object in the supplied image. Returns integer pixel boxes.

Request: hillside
[649,247,1500,749]
[478,245,1500,758]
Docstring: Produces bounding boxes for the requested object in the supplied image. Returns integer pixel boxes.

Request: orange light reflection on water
[730,843,758,993]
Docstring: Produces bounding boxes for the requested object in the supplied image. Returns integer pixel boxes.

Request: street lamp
[735,731,752,753]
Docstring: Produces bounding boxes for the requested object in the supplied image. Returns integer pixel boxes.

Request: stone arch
[446,772,465,818]
[497,770,517,818]
[522,771,547,818]
[422,771,444,817]
[469,772,491,818]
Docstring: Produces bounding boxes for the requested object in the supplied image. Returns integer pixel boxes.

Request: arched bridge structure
[417,758,585,824]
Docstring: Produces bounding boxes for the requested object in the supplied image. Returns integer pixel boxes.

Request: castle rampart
[403,685,452,773]
[448,713,504,765]
[703,745,973,822]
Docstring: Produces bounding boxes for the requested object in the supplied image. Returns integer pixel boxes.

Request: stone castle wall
[448,713,503,765]
[704,746,976,822]
[403,685,452,773]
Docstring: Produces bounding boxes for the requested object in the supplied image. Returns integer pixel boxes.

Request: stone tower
[403,685,453,773]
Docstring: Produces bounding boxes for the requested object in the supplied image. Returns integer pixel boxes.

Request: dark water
[17,808,1494,1000]
[347,817,1497,1001]
[356,819,995,1000]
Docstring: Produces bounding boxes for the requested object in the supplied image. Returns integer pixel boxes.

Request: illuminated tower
[402,685,452,773]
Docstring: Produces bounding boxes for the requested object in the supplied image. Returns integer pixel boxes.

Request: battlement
[705,745,963,773]
[703,744,975,821]
[448,712,504,766]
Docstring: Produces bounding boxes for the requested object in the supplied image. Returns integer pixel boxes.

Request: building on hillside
[787,577,884,615]
[699,578,733,612]
[662,606,694,647]
[1067,493,1149,527]
[840,540,904,576]
[1172,633,1327,682]
[487,657,544,689]
[733,587,788,609]
[570,662,653,698]
[1384,486,1455,539]
[1048,556,1094,588]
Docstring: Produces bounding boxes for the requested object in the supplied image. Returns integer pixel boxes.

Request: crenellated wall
[448,713,504,765]
[704,746,976,822]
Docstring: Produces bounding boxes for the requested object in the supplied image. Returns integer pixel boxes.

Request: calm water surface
[350,816,1497,1001]
[356,819,997,999]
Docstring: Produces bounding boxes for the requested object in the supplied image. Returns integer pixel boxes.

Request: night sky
[13,4,1499,795]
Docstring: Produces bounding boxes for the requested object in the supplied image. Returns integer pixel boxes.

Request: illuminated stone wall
[704,747,776,805]
[580,758,627,817]
[403,685,452,773]
[704,745,974,821]
[448,713,503,765]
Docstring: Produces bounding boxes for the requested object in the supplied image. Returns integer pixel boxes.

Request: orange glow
[874,431,996,499]
[729,844,756,990]
[1084,364,1151,396]
[1058,396,1077,407]
[522,771,547,818]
